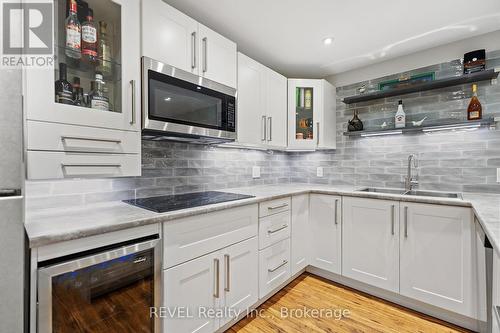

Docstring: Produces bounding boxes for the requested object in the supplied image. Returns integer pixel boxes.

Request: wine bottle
[65,0,81,59]
[81,7,97,64]
[97,21,112,75]
[467,84,482,120]
[55,63,74,105]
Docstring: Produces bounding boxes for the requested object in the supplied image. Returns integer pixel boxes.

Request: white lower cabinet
[259,238,291,298]
[291,195,309,275]
[164,237,258,333]
[400,202,476,318]
[342,197,400,292]
[309,194,341,274]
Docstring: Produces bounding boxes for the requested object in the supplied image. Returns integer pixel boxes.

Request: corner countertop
[25,184,500,256]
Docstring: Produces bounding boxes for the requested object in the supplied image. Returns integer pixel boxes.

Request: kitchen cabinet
[24,0,141,179]
[287,79,336,150]
[342,197,400,292]
[291,195,309,275]
[236,53,287,149]
[141,0,236,88]
[164,237,258,333]
[141,0,197,74]
[400,203,476,318]
[309,194,341,274]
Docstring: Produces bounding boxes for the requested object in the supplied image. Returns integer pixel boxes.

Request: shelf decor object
[342,69,499,104]
[378,72,435,91]
[343,118,495,137]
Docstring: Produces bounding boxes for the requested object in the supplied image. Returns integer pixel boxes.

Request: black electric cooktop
[124,191,255,213]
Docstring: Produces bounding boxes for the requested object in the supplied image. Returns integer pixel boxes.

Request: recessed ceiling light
[323,37,334,45]
[164,97,171,102]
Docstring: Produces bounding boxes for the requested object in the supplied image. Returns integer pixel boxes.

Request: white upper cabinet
[288,79,336,150]
[400,203,477,319]
[25,0,141,132]
[198,24,237,89]
[236,52,287,149]
[141,0,236,88]
[309,194,341,274]
[342,197,400,292]
[141,0,197,74]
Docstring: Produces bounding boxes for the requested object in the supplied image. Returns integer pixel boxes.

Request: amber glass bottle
[467,84,482,120]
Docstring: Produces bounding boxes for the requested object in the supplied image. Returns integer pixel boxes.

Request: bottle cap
[59,63,66,72]
[73,77,80,85]
[95,72,103,80]
[398,100,403,105]
[86,8,93,18]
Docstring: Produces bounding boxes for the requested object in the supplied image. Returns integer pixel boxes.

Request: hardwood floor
[226,273,474,333]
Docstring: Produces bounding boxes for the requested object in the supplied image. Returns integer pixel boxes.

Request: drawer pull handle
[268,260,288,273]
[61,136,122,144]
[133,257,147,264]
[267,224,288,234]
[268,203,288,210]
[61,163,122,168]
[213,258,220,298]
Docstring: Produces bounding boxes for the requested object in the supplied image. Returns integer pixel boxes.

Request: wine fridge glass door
[37,238,161,333]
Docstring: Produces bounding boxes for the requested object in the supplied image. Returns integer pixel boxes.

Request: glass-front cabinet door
[288,79,322,149]
[24,0,140,131]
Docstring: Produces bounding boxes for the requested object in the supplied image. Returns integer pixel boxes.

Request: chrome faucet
[404,154,418,192]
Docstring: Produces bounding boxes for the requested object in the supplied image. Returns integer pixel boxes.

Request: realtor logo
[1,0,53,67]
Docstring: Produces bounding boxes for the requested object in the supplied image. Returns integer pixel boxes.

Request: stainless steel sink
[357,188,462,199]
[403,190,462,199]
[358,188,405,195]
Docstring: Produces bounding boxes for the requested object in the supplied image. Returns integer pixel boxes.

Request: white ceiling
[164,0,500,78]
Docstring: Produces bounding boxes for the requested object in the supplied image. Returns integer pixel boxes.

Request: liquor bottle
[55,63,74,105]
[89,72,109,111]
[395,100,406,128]
[65,0,81,59]
[304,89,312,109]
[467,84,482,120]
[72,76,80,103]
[74,87,84,106]
[81,7,97,64]
[97,21,112,75]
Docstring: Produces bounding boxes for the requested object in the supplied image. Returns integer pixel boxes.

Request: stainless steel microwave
[141,57,237,144]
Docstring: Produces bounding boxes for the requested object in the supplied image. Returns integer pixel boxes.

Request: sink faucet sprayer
[405,154,418,192]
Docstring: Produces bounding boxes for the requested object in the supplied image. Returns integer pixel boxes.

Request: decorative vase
[348,110,364,132]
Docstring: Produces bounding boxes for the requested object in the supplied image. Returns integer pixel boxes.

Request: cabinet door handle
[129,80,136,125]
[267,117,272,142]
[224,254,230,292]
[61,136,122,144]
[268,260,288,273]
[191,31,197,69]
[404,206,408,238]
[267,224,288,234]
[261,115,267,141]
[202,37,208,73]
[390,205,395,235]
[213,258,220,298]
[316,122,320,146]
[334,199,339,225]
[267,203,288,210]
[61,163,121,168]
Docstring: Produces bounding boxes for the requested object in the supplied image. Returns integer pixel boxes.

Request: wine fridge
[37,236,161,333]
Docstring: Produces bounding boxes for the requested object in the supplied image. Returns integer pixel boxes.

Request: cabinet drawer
[163,205,258,269]
[27,151,140,179]
[259,211,290,250]
[27,121,140,153]
[258,238,291,299]
[259,197,291,218]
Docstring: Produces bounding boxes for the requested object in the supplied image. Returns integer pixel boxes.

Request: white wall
[326,30,500,87]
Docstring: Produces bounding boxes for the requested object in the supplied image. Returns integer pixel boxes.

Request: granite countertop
[25,184,500,256]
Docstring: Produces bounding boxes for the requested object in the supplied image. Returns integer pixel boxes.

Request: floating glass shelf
[343,118,496,137]
[342,69,499,104]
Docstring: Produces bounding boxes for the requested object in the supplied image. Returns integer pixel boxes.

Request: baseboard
[306,266,483,332]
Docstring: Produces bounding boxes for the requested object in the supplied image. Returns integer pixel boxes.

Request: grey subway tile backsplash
[25,54,500,210]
